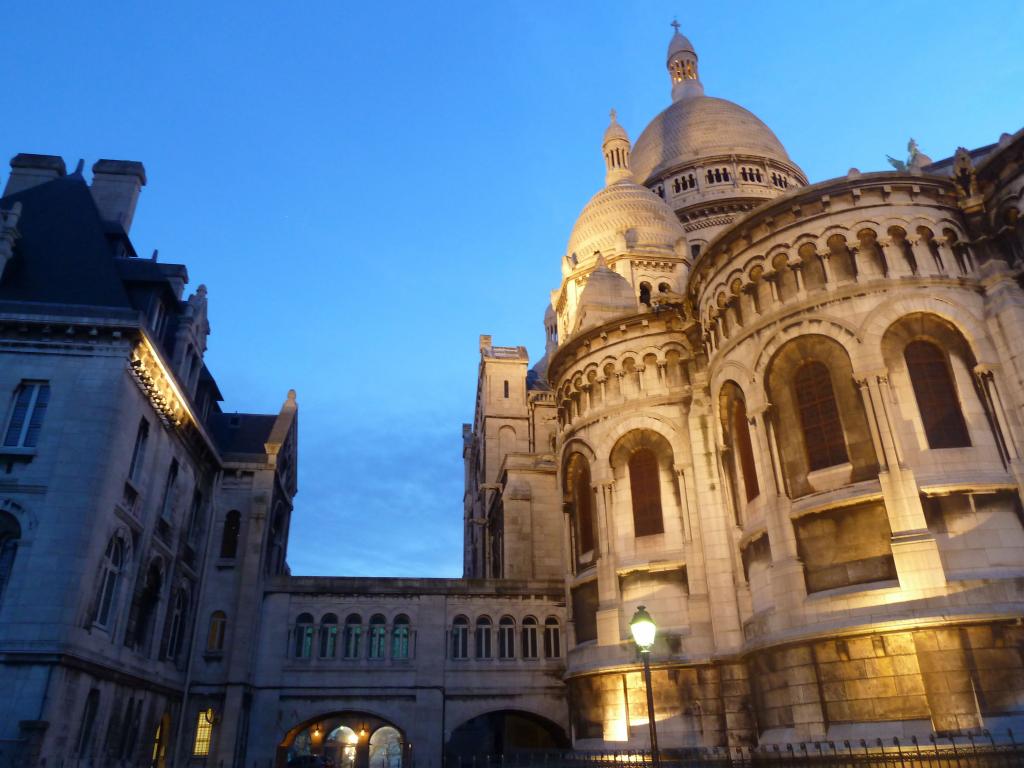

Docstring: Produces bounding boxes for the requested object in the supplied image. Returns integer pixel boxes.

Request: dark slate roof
[208,413,276,456]
[0,174,134,308]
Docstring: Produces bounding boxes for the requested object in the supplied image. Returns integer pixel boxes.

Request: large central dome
[630,95,793,185]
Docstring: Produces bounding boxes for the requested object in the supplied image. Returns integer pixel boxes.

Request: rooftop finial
[671,18,681,33]
[610,108,617,123]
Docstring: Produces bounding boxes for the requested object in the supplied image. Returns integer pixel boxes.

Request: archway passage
[446,711,568,763]
[278,712,405,768]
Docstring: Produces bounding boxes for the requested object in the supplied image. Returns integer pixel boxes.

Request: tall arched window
[721,383,760,504]
[521,616,539,659]
[392,615,410,660]
[565,453,596,565]
[629,448,664,536]
[94,536,125,630]
[732,395,759,501]
[498,616,515,659]
[794,361,849,470]
[0,512,22,608]
[294,613,314,658]
[369,614,387,659]
[905,340,970,448]
[343,614,362,659]
[207,611,226,652]
[319,613,338,658]
[543,617,561,658]
[220,511,241,559]
[451,616,469,660]
[475,616,492,659]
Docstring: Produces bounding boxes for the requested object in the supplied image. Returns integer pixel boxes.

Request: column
[857,372,946,590]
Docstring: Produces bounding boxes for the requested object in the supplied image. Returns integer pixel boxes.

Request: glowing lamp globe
[630,605,657,651]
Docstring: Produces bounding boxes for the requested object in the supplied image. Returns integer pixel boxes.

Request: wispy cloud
[285,411,464,577]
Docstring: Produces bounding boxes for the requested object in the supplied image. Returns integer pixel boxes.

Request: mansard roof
[209,412,278,456]
[0,174,134,308]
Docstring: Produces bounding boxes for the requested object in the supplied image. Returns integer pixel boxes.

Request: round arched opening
[446,710,568,763]
[278,712,405,768]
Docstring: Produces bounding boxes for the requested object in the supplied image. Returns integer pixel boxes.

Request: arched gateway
[278,711,407,768]
[446,711,569,763]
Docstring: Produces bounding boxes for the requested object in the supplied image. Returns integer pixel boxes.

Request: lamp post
[630,605,660,768]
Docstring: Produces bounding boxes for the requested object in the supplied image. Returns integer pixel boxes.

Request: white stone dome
[630,95,793,185]
[566,180,684,265]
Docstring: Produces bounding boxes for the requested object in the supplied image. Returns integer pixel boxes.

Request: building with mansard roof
[1,20,1024,768]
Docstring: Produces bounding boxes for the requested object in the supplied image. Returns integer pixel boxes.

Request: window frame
[904,339,971,449]
[793,360,849,471]
[628,448,664,537]
[451,617,469,660]
[3,381,50,449]
[543,617,561,659]
[207,611,227,653]
[498,616,516,659]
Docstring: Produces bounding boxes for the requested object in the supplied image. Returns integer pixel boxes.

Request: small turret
[603,109,632,185]
[667,19,704,102]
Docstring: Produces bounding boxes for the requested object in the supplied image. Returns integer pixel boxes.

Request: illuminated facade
[2,20,1024,768]
[465,23,1024,750]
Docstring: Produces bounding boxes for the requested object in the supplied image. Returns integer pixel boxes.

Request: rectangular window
[503,380,509,398]
[128,419,149,482]
[192,711,213,757]
[160,460,179,521]
[187,489,204,544]
[3,381,50,448]
[76,689,101,756]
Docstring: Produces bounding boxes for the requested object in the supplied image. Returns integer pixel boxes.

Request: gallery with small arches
[288,611,415,662]
[448,613,562,661]
[712,307,1024,602]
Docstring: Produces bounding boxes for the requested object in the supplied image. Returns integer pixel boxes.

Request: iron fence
[482,730,1024,768]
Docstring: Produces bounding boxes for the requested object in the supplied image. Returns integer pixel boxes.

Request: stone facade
[2,20,1024,768]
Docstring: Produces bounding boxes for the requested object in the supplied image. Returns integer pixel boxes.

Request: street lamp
[630,605,660,768]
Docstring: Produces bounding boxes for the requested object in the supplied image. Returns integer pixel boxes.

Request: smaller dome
[575,260,636,331]
[566,181,685,268]
[604,109,628,144]
[668,29,695,58]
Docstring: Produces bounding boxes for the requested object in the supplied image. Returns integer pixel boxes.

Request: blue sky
[3,1,1022,576]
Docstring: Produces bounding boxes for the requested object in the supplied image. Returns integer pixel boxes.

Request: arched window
[207,611,226,652]
[498,616,515,659]
[392,615,410,660]
[369,614,387,659]
[639,282,652,306]
[721,383,760,505]
[451,616,469,660]
[565,453,596,565]
[368,725,403,768]
[94,536,125,630]
[543,617,561,658]
[629,448,664,536]
[294,613,314,658]
[343,614,362,659]
[0,513,21,608]
[794,361,849,470]
[319,613,338,658]
[475,616,492,659]
[905,340,970,448]
[220,511,240,559]
[521,616,538,659]
[164,588,189,662]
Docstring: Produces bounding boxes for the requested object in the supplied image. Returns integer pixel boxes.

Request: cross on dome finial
[609,108,617,122]
[671,19,681,32]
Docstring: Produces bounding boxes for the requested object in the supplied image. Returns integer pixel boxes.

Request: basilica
[2,22,1024,768]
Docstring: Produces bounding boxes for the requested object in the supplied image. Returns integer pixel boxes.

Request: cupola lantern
[603,109,632,185]
[667,19,704,102]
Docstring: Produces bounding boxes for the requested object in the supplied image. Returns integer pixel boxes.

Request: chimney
[90,159,147,232]
[4,154,66,196]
